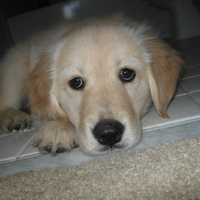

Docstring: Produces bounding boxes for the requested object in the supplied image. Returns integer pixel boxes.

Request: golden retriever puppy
[0,16,182,155]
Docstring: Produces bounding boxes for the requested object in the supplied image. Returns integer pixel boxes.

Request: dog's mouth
[97,143,126,152]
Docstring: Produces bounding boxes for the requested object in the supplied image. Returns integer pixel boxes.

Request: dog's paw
[0,108,32,133]
[34,121,78,154]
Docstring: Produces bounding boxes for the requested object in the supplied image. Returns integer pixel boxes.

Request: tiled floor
[0,36,200,177]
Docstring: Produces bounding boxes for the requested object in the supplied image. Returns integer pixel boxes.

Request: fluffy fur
[0,17,182,155]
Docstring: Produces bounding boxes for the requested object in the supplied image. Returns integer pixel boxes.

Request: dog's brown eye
[120,68,135,82]
[69,77,84,90]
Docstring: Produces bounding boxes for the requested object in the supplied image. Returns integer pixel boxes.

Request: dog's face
[27,19,182,155]
[51,25,152,154]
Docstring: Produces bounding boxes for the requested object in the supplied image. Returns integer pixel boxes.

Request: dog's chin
[81,142,137,156]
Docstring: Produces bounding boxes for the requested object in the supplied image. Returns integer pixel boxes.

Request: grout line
[188,92,200,106]
[187,89,200,94]
[183,64,200,69]
[175,85,188,97]
[174,93,187,97]
[184,64,200,69]
[179,89,200,97]
[15,132,37,161]
[0,158,16,165]
[181,50,200,57]
[17,152,41,161]
[181,74,200,80]
[142,117,200,133]
[0,133,14,138]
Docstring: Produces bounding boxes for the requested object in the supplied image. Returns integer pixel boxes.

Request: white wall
[7,0,171,44]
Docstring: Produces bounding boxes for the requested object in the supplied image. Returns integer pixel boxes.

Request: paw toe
[7,121,30,132]
[7,125,14,132]
[20,122,29,130]
[43,145,66,154]
[1,109,32,133]
[56,147,67,153]
[13,124,21,131]
[43,145,52,153]
[35,121,77,155]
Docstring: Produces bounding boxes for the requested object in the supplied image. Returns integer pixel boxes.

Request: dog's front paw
[34,120,77,154]
[0,108,32,133]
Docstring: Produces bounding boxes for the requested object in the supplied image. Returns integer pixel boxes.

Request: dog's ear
[147,38,183,118]
[25,56,65,120]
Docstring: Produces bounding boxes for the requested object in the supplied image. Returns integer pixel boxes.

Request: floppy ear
[25,56,66,120]
[147,38,183,118]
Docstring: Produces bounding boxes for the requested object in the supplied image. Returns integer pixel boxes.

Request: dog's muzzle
[92,120,124,148]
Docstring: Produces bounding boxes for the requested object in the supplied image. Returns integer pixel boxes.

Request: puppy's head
[27,18,182,155]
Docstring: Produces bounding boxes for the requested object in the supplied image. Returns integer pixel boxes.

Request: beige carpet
[1,137,200,200]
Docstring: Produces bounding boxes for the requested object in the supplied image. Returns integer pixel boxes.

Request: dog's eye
[69,77,84,90]
[120,68,136,82]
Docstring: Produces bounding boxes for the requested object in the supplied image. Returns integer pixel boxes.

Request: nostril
[93,120,124,148]
[114,133,122,141]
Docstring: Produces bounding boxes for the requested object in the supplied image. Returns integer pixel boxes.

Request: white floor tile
[180,51,200,61]
[0,132,14,138]
[17,131,40,160]
[0,130,36,164]
[184,58,200,68]
[181,65,200,79]
[142,95,200,132]
[189,91,200,105]
[184,47,200,55]
[141,121,200,149]
[177,37,200,53]
[180,76,200,93]
[175,85,187,97]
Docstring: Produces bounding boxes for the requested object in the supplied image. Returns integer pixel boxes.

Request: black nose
[93,120,124,148]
